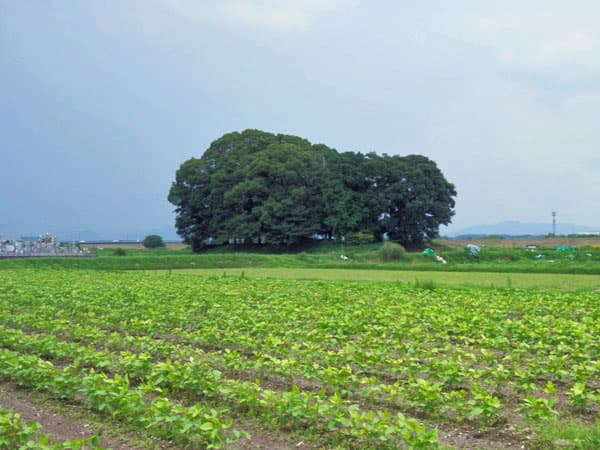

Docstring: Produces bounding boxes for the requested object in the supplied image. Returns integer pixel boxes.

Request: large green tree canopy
[168,130,456,250]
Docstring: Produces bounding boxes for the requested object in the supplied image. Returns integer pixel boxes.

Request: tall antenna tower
[552,211,556,235]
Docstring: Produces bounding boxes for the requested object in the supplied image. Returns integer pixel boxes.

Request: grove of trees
[168,130,456,250]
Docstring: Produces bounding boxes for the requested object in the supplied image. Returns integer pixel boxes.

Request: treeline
[168,130,456,250]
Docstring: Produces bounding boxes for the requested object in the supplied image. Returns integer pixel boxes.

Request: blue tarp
[466,244,481,254]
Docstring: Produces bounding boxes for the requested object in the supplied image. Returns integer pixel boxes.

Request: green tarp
[556,246,576,252]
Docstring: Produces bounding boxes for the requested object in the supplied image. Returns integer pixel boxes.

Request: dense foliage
[0,270,598,448]
[169,129,456,250]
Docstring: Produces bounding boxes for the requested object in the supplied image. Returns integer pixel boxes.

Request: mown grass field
[0,267,599,449]
[164,267,600,291]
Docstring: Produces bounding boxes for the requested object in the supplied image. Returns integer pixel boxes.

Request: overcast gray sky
[1,1,599,239]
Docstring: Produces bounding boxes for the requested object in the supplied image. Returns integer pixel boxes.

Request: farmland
[0,268,598,449]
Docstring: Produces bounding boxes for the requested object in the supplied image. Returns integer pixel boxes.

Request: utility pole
[552,211,556,236]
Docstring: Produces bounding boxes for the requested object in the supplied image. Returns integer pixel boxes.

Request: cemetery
[0,233,94,258]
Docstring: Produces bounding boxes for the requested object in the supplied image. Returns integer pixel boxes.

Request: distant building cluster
[0,234,93,258]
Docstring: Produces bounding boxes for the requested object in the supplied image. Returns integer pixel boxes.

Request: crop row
[4,321,597,430]
[1,273,597,413]
[0,326,438,449]
[2,275,597,388]
[0,321,542,426]
[0,348,237,449]
[0,405,103,450]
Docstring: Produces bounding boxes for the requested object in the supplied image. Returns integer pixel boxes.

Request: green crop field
[0,268,598,449]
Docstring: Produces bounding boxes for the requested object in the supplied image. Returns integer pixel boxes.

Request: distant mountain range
[4,220,598,242]
[447,221,599,238]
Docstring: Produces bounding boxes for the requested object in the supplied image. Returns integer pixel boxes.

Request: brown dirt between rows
[0,380,539,449]
[0,322,558,450]
[0,383,147,450]
[0,321,551,450]
[0,382,300,450]
[437,423,529,449]
[1,382,527,449]
[227,422,300,450]
[0,369,536,450]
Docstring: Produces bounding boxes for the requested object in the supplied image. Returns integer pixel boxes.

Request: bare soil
[0,382,305,450]
[1,381,546,449]
[438,423,529,449]
[227,421,300,450]
[0,383,158,449]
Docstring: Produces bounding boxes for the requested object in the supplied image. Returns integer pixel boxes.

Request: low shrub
[380,241,406,262]
[113,248,127,256]
[414,278,437,291]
